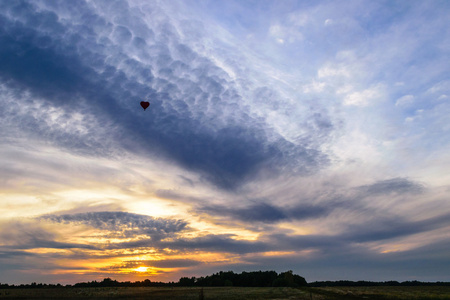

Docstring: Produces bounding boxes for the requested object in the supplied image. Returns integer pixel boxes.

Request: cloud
[268,23,304,44]
[342,84,385,106]
[395,95,415,107]
[341,212,450,243]
[0,0,331,190]
[287,204,333,221]
[0,219,97,250]
[1,0,450,285]
[199,202,287,223]
[198,201,332,224]
[158,234,271,254]
[42,211,188,240]
[239,238,450,282]
[358,178,424,196]
[114,259,202,269]
[54,205,448,258]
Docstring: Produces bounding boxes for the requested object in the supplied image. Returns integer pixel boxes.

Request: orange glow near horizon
[133,266,149,272]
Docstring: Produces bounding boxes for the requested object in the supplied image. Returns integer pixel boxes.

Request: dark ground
[1,286,450,299]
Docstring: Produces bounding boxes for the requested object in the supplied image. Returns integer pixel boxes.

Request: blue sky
[0,0,449,284]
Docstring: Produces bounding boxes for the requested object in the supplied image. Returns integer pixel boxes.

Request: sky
[0,0,449,284]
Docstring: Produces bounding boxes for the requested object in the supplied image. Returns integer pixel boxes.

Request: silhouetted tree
[178,277,196,286]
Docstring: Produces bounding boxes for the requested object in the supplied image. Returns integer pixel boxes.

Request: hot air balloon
[140,101,150,110]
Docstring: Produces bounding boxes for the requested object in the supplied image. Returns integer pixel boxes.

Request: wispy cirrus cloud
[357,177,424,196]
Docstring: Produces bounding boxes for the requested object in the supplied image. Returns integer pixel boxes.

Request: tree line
[1,271,449,289]
[178,270,307,287]
[0,270,306,289]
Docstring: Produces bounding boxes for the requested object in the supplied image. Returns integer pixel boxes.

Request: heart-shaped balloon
[140,101,150,110]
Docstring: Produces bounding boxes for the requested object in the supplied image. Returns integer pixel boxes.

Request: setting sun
[134,267,148,273]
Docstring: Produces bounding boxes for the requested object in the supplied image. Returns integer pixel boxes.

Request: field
[1,286,450,299]
[310,286,450,299]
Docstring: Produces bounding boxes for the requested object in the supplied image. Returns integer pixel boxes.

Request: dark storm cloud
[358,177,424,196]
[0,0,331,189]
[42,211,187,240]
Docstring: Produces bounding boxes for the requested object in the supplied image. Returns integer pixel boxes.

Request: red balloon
[140,101,150,110]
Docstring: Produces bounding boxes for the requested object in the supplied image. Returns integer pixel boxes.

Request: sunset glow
[133,267,149,273]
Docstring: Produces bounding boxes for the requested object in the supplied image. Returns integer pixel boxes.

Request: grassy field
[0,286,450,299]
[310,286,450,299]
